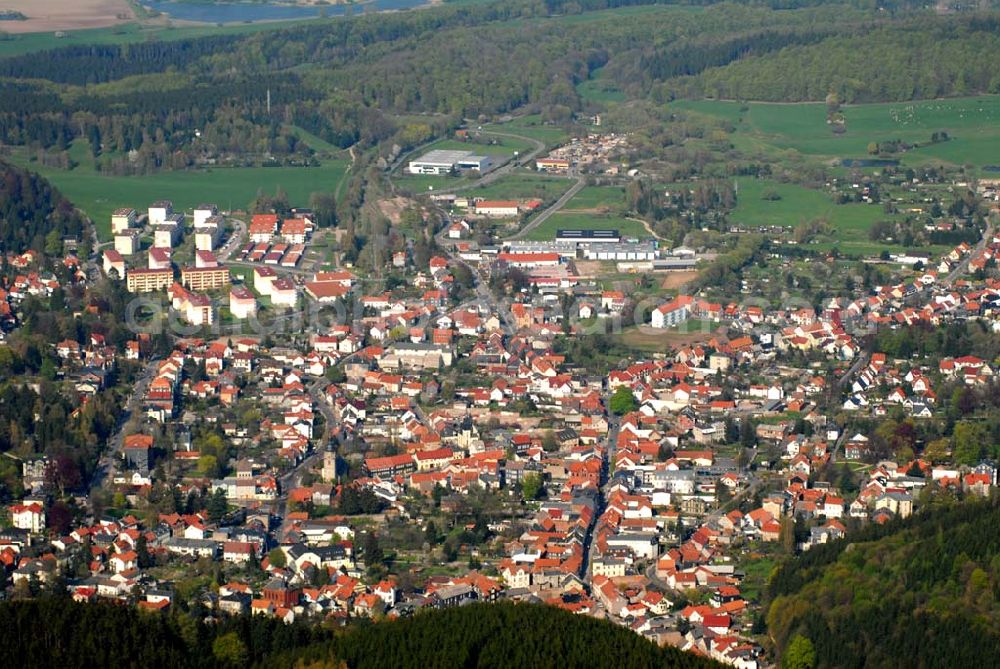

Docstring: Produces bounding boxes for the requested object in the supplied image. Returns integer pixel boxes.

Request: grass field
[671,95,1000,167]
[9,144,349,240]
[731,178,840,228]
[484,115,570,146]
[615,322,720,351]
[466,173,574,201]
[576,68,626,104]
[525,212,649,241]
[0,17,331,58]
[393,173,462,193]
[729,178,949,256]
[564,185,627,211]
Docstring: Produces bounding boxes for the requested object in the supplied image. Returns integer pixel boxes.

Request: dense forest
[665,15,1000,102]
[0,597,324,668]
[266,602,721,669]
[766,497,1000,668]
[0,162,86,253]
[0,598,720,669]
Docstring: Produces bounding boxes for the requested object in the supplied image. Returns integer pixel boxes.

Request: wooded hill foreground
[0,598,723,669]
[767,497,1000,669]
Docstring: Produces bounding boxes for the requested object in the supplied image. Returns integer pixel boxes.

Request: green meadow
[467,174,574,201]
[7,142,348,241]
[671,95,1000,167]
[563,185,627,211]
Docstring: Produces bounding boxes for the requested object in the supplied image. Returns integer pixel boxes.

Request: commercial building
[535,158,570,172]
[556,229,621,244]
[474,200,520,217]
[408,149,493,175]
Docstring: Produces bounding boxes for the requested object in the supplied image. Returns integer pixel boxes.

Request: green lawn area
[670,95,1000,167]
[731,178,840,228]
[285,125,343,155]
[739,555,777,603]
[576,67,626,104]
[0,18,331,59]
[394,173,462,194]
[484,115,570,146]
[525,212,648,241]
[467,173,574,201]
[731,178,949,256]
[9,144,349,241]
[564,185,627,210]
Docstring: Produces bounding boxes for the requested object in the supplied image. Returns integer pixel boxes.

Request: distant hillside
[266,602,722,669]
[0,161,87,254]
[766,497,1000,668]
[663,16,1000,103]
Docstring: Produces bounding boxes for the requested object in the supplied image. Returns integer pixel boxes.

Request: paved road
[584,391,619,583]
[837,351,870,390]
[87,356,161,498]
[942,222,993,287]
[508,176,585,241]
[217,218,246,262]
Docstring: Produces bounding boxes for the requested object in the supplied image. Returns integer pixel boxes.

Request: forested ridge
[0,160,86,252]
[0,599,721,669]
[268,602,723,668]
[766,497,1000,668]
[664,15,1000,102]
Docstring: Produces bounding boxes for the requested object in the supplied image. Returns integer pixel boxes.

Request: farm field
[0,17,330,58]
[8,145,349,241]
[524,212,649,241]
[671,95,1000,167]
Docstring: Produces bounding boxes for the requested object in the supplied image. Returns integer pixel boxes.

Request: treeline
[0,37,247,85]
[767,497,1000,668]
[665,15,1000,102]
[0,161,86,252]
[267,602,722,669]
